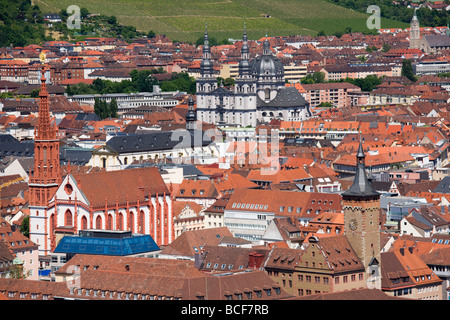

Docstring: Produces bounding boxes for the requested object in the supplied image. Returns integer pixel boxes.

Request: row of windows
[269,271,364,285]
[232,203,269,210]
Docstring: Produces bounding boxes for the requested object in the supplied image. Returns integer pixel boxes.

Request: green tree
[80,7,90,19]
[94,98,109,119]
[318,102,333,108]
[107,15,117,25]
[109,98,118,118]
[29,89,40,98]
[130,69,158,92]
[20,215,29,238]
[304,71,325,84]
[401,59,416,82]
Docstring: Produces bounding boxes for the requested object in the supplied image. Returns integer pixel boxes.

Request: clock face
[349,218,358,231]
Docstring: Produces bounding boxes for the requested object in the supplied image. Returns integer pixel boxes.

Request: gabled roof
[159,227,233,258]
[433,176,450,194]
[71,166,168,208]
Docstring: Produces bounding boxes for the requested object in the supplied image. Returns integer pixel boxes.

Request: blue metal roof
[54,234,159,256]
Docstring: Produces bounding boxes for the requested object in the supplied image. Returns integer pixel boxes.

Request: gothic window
[81,216,88,230]
[95,215,102,229]
[107,214,113,230]
[129,211,135,233]
[139,210,145,234]
[65,209,73,227]
[118,212,124,231]
[43,147,47,164]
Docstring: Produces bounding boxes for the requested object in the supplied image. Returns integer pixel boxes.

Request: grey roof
[250,50,284,78]
[60,148,93,166]
[341,142,380,198]
[257,87,309,109]
[424,35,450,47]
[105,130,214,154]
[209,86,233,97]
[433,176,450,194]
[0,140,34,159]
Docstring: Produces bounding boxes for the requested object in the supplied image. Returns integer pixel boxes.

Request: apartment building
[300,82,361,108]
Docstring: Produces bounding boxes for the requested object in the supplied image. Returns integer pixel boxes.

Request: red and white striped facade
[31,171,174,256]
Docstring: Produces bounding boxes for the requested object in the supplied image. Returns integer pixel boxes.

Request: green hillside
[33,0,409,42]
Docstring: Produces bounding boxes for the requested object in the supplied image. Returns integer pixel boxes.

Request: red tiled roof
[72,167,168,208]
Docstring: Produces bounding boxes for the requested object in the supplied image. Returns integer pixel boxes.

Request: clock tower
[342,141,381,288]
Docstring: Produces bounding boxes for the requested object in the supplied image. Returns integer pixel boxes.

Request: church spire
[36,64,56,141]
[239,23,251,76]
[200,23,213,77]
[185,96,197,131]
[342,141,379,197]
[29,60,61,207]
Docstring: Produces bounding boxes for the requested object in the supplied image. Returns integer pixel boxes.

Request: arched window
[118,212,124,231]
[139,210,145,234]
[265,88,270,100]
[128,211,135,233]
[107,214,113,230]
[81,216,88,230]
[65,209,73,227]
[95,215,102,229]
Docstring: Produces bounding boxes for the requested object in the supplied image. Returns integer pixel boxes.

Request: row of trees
[301,59,417,91]
[66,70,196,97]
[94,98,118,119]
[301,71,382,91]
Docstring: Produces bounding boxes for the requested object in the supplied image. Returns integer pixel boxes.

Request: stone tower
[410,9,420,49]
[342,141,381,289]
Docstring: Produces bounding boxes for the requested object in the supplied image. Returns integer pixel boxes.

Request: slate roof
[423,35,450,47]
[60,148,92,166]
[433,176,450,194]
[257,86,309,109]
[105,130,213,154]
[341,142,380,198]
[0,141,34,160]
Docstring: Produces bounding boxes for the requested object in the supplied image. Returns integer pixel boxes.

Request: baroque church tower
[196,23,217,95]
[409,9,420,49]
[342,141,381,289]
[29,60,62,255]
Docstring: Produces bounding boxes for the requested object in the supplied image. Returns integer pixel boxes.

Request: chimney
[248,251,264,269]
[194,249,206,270]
